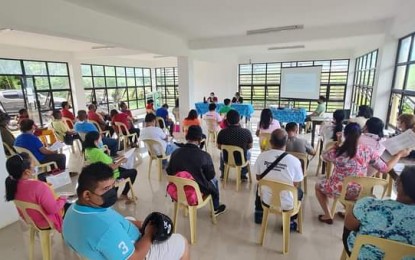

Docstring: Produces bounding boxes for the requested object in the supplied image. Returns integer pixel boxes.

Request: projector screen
[280,66,322,100]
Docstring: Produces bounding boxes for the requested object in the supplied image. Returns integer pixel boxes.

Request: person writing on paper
[63,162,190,260]
[231,92,243,103]
[83,131,137,203]
[343,166,415,258]
[315,123,410,224]
[206,92,218,103]
[6,153,69,233]
[14,119,66,172]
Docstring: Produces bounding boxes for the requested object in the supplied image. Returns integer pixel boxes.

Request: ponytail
[5,153,31,201]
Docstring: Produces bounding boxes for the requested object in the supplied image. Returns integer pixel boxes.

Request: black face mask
[94,187,117,208]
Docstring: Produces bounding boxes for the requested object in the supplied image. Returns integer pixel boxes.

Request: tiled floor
[0,118,347,259]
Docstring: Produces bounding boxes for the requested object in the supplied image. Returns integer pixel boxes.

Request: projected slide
[280,66,322,100]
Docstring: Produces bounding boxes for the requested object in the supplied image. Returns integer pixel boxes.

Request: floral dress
[319,144,388,198]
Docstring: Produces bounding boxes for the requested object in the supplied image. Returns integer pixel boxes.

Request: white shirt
[253,149,303,210]
[140,126,167,155]
[203,111,222,122]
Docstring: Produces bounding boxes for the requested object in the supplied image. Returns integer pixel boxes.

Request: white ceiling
[64,0,403,39]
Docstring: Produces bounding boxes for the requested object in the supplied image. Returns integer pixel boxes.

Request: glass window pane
[411,38,415,61]
[24,61,47,75]
[126,68,135,77]
[394,66,406,90]
[117,77,126,87]
[92,65,104,76]
[136,77,144,86]
[406,64,415,91]
[0,59,22,74]
[106,77,116,88]
[50,77,70,89]
[398,36,411,63]
[81,65,92,76]
[144,78,151,86]
[52,91,71,109]
[105,66,115,77]
[116,67,126,77]
[135,68,143,77]
[127,78,135,87]
[34,77,50,90]
[48,63,68,76]
[83,77,93,89]
[94,77,106,88]
[143,69,151,77]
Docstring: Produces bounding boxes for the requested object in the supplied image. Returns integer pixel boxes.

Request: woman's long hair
[336,123,361,158]
[259,108,273,130]
[83,131,100,150]
[332,110,345,141]
[185,109,198,120]
[5,153,31,201]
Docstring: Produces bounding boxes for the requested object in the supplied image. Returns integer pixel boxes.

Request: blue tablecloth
[270,107,307,124]
[194,102,255,119]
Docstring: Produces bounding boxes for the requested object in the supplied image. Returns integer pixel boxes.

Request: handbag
[254,152,287,223]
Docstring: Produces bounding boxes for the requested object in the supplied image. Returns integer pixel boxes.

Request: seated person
[285,122,316,156]
[18,108,56,144]
[61,101,75,128]
[146,99,156,114]
[319,109,345,146]
[343,165,415,258]
[348,105,373,128]
[119,101,133,118]
[140,113,178,167]
[17,108,30,125]
[5,153,69,232]
[182,109,201,132]
[91,101,110,121]
[50,110,80,146]
[156,104,174,136]
[63,162,189,260]
[83,131,137,203]
[203,103,222,127]
[218,98,232,116]
[231,92,243,103]
[167,126,226,216]
[396,113,415,134]
[255,108,281,136]
[305,96,327,132]
[110,109,140,146]
[0,112,16,155]
[14,119,66,171]
[206,92,218,103]
[88,103,114,136]
[172,98,180,122]
[74,110,118,156]
[217,110,253,181]
[253,129,304,228]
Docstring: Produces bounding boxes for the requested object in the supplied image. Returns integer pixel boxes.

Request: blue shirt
[63,203,141,260]
[348,197,415,260]
[14,133,45,161]
[74,121,98,133]
[156,108,168,121]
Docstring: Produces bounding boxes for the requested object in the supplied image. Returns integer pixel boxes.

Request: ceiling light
[268,45,305,51]
[91,45,115,50]
[247,25,304,35]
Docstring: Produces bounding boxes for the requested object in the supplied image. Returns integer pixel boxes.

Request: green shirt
[85,148,120,178]
[219,105,232,115]
[314,102,326,115]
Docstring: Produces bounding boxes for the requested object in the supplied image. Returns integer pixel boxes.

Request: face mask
[95,187,117,208]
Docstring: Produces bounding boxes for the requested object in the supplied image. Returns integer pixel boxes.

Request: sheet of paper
[49,141,65,152]
[381,130,415,155]
[393,163,405,174]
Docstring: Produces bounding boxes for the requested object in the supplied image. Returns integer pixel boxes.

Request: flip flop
[318,215,333,225]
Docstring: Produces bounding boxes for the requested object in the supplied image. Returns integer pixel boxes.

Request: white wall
[0,134,19,229]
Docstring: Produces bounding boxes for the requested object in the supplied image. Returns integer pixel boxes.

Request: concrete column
[67,58,87,112]
[345,59,356,110]
[177,56,195,120]
[371,36,398,122]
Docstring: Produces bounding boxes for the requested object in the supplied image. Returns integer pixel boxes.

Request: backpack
[166,171,198,206]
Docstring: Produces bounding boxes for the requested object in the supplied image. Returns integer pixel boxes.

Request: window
[238,59,349,112]
[351,50,378,114]
[387,33,415,128]
[81,64,152,113]
[155,67,179,107]
[0,58,73,126]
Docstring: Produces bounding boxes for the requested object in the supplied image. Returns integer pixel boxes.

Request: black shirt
[166,143,216,194]
[217,125,253,159]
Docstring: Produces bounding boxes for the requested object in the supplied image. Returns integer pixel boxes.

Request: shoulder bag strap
[258,152,288,180]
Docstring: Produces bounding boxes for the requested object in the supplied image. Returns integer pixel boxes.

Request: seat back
[114,122,130,136]
[62,117,74,130]
[142,139,166,158]
[89,120,103,132]
[14,200,55,232]
[349,235,415,260]
[339,176,388,203]
[287,151,308,173]
[14,146,41,165]
[259,133,271,152]
[204,118,218,132]
[258,179,300,213]
[221,144,248,167]
[3,142,16,157]
[167,176,204,207]
[156,117,166,130]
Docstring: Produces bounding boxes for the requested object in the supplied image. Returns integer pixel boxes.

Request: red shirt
[61,108,75,121]
[88,110,103,123]
[121,109,133,118]
[112,113,132,130]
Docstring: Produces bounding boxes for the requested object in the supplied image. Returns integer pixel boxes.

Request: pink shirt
[359,133,386,176]
[258,119,281,134]
[15,179,66,232]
